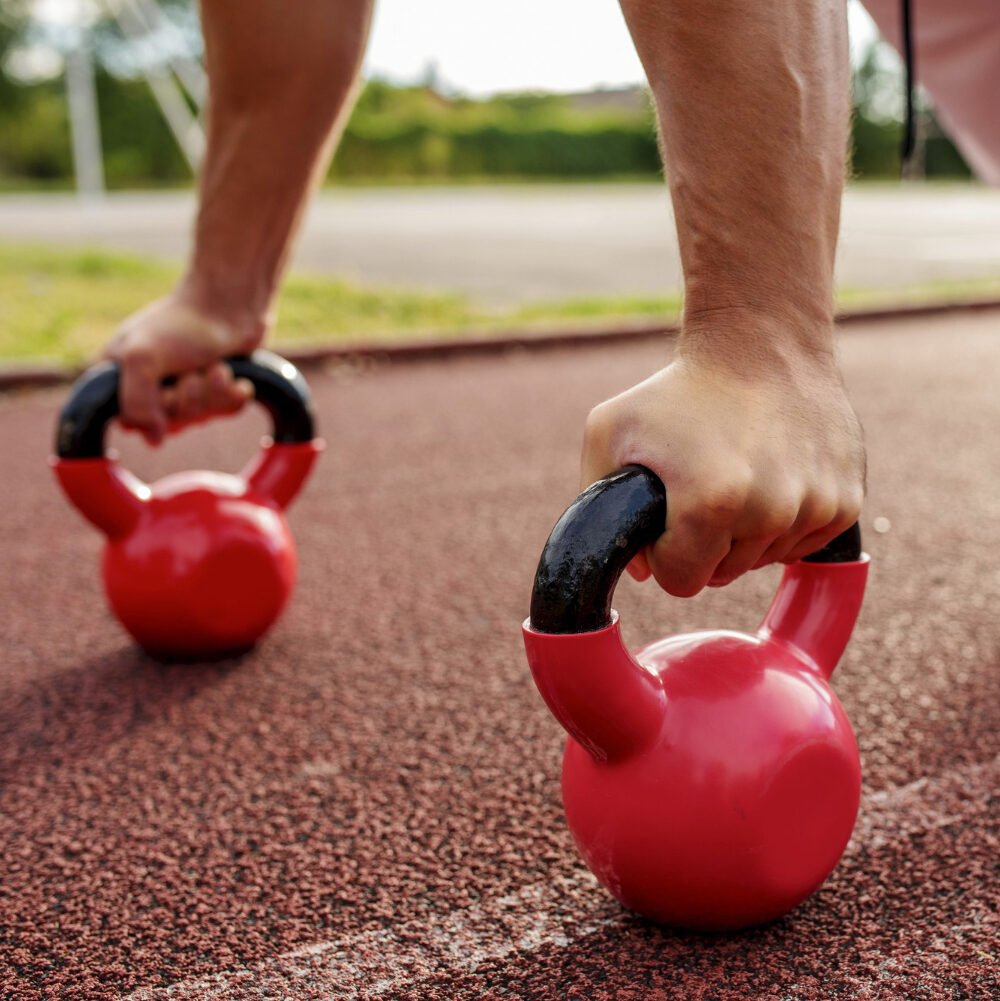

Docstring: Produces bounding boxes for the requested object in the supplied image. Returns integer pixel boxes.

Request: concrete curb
[3,297,999,393]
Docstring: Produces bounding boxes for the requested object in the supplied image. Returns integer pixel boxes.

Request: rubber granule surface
[1,313,998,999]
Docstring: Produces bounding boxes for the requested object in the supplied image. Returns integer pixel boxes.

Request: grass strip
[2,243,998,365]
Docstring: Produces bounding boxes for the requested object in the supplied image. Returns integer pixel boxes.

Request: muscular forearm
[621,0,850,357]
[582,2,862,597]
[105,0,372,439]
[184,0,373,331]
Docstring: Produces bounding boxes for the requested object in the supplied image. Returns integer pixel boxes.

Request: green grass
[2,242,999,366]
[0,244,485,365]
[835,277,1000,308]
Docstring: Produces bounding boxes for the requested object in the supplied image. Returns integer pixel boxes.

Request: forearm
[183,0,373,331]
[621,0,850,360]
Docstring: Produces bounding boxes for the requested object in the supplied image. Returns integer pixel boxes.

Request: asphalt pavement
[3,183,1000,306]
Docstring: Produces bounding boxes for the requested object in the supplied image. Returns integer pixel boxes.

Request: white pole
[64,32,106,199]
[111,0,205,171]
[127,0,208,110]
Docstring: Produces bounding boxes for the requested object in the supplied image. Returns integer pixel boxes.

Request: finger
[805,484,866,562]
[578,399,622,491]
[708,536,773,588]
[160,384,181,423]
[647,512,732,597]
[625,552,652,582]
[196,364,254,419]
[579,402,662,582]
[166,366,254,427]
[714,491,800,583]
[756,493,855,568]
[174,371,211,423]
[205,362,237,413]
[206,365,254,415]
[119,347,167,444]
[782,514,857,564]
[645,467,755,596]
[233,377,254,403]
[750,492,838,569]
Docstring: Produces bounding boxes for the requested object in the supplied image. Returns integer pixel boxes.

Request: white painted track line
[126,874,614,1000]
[128,755,998,1000]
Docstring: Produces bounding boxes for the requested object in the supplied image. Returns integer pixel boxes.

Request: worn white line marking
[126,875,614,1000]
[847,753,997,855]
[782,754,1000,1001]
[129,754,998,1001]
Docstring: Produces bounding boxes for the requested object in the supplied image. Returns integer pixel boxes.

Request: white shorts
[862,0,1000,184]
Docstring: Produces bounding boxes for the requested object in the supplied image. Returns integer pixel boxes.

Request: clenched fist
[580,333,865,596]
[104,289,267,444]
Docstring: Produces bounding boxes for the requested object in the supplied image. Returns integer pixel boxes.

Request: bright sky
[364,0,882,95]
[27,0,883,94]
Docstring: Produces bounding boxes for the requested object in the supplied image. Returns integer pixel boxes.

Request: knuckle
[759,498,800,538]
[582,403,616,451]
[841,485,865,522]
[121,342,156,372]
[811,485,863,540]
[698,480,748,525]
[808,492,840,528]
[181,375,207,404]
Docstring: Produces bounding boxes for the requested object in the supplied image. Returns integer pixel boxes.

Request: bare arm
[582,0,864,594]
[108,0,373,440]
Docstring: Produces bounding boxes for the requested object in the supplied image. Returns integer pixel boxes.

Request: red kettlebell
[523,467,869,930]
[53,351,323,660]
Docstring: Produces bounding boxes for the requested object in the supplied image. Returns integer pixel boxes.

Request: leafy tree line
[0,8,970,188]
[331,83,663,180]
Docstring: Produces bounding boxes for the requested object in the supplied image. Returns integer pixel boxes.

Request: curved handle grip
[528,466,862,635]
[54,350,317,460]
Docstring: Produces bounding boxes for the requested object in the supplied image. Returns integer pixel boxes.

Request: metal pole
[127,0,208,110]
[112,0,205,171]
[64,32,106,199]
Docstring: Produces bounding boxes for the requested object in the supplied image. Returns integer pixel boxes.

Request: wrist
[175,268,273,347]
[678,306,840,383]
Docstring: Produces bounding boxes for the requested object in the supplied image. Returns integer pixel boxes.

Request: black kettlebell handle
[529,465,862,635]
[55,350,317,460]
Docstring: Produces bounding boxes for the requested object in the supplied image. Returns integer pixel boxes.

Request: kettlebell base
[136,640,259,665]
[611,895,809,933]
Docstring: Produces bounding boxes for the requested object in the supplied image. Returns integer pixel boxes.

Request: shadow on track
[0,648,249,786]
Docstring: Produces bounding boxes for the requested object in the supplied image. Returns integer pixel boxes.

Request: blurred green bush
[329,81,661,180]
[0,28,972,188]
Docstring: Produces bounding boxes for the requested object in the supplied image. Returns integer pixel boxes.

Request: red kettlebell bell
[523,467,869,930]
[53,351,323,660]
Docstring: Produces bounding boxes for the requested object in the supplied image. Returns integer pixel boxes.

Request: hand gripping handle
[53,351,320,536]
[54,350,316,460]
[528,466,862,635]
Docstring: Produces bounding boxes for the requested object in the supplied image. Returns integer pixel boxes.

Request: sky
[25,0,883,94]
[363,0,882,95]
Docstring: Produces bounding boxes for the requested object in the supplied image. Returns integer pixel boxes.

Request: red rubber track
[1,313,998,999]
